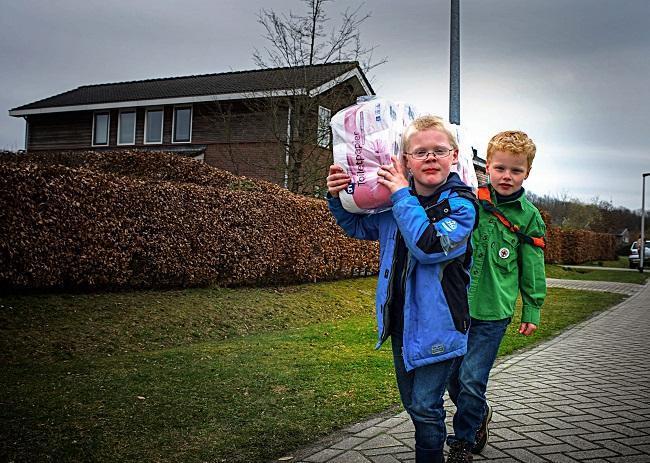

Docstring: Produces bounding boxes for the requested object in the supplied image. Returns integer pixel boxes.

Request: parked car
[628,240,650,268]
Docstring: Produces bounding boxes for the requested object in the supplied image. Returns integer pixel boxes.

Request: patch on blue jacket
[431,344,445,355]
[440,218,457,232]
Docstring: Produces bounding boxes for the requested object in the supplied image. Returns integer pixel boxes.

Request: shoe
[415,445,445,463]
[471,402,493,454]
[447,441,473,463]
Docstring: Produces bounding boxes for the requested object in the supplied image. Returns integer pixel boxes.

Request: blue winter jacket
[328,173,477,371]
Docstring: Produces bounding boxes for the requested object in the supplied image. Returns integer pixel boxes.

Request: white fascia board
[308,68,373,97]
[9,69,372,117]
[9,89,307,116]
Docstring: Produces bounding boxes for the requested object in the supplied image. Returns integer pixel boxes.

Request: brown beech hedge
[0,150,617,291]
[0,150,379,291]
[541,211,617,264]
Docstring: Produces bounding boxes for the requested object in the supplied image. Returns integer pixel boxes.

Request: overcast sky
[1,0,649,210]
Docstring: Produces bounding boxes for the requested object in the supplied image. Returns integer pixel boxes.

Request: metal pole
[641,173,649,272]
[284,105,292,189]
[23,116,29,151]
[449,0,460,125]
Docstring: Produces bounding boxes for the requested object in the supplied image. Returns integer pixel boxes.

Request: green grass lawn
[0,277,628,462]
[584,256,629,269]
[545,263,649,284]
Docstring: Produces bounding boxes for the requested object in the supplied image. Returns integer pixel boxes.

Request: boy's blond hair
[400,116,458,175]
[402,115,458,154]
[486,130,536,169]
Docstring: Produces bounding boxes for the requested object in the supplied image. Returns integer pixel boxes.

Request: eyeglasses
[405,148,454,160]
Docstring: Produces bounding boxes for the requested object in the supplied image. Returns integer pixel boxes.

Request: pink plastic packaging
[331,97,417,214]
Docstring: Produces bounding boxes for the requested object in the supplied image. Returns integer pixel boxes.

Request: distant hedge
[541,211,617,264]
[0,150,379,291]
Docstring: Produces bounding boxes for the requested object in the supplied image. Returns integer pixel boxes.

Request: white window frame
[117,109,137,146]
[92,111,110,147]
[172,105,193,144]
[317,105,331,148]
[144,107,164,145]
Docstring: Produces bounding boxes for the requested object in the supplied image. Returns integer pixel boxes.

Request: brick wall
[204,142,287,185]
[476,170,488,185]
[28,111,92,150]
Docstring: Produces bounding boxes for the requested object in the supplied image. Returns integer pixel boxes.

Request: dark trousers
[447,317,510,445]
[391,335,454,456]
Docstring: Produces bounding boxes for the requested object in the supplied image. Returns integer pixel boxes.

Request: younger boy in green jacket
[446,130,547,462]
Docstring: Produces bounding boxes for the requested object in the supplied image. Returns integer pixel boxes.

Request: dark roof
[472,148,486,168]
[11,61,373,113]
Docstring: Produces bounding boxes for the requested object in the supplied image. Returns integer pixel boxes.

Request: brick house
[9,61,373,191]
[471,147,487,185]
[10,61,486,192]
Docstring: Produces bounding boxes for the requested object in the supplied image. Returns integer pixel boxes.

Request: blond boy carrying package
[327,116,477,463]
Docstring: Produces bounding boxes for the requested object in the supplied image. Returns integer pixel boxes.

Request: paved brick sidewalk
[279,280,650,463]
[546,279,641,295]
[559,266,638,273]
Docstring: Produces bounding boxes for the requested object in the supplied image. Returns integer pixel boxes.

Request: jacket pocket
[491,232,519,273]
[441,259,470,333]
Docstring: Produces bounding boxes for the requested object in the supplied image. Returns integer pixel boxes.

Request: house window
[317,105,331,148]
[145,109,163,144]
[117,110,136,145]
[92,112,110,146]
[173,106,192,143]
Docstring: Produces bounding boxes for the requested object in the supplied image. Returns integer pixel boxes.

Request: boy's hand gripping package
[330,97,418,214]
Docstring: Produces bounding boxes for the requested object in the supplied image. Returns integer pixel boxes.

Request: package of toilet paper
[331,97,418,214]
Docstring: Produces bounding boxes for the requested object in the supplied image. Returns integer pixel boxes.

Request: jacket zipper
[379,228,400,345]
[400,251,412,365]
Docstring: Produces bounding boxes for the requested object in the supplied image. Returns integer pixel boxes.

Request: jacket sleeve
[390,187,476,264]
[327,195,381,241]
[519,210,547,325]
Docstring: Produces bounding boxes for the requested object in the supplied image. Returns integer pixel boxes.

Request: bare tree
[253,0,383,71]
[529,190,647,237]
[250,0,386,194]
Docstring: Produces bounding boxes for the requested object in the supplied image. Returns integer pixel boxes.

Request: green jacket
[468,186,547,325]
